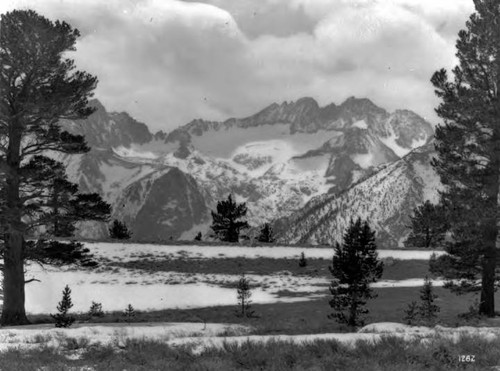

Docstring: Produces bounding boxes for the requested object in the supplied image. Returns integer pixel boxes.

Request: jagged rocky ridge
[56,97,437,244]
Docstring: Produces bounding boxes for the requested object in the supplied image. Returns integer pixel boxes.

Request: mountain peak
[294,96,319,108]
[339,96,387,118]
[88,99,107,113]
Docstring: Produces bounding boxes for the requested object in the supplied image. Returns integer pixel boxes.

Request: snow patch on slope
[351,152,374,169]
[352,120,368,129]
[113,146,159,160]
[379,130,411,157]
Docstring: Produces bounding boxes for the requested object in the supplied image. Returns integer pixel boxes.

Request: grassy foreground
[1,334,499,370]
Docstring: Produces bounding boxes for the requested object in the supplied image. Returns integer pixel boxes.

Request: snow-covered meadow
[18,242,444,314]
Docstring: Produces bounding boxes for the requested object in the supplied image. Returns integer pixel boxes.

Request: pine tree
[235,274,254,318]
[194,232,202,241]
[418,276,440,325]
[51,285,75,328]
[109,219,132,240]
[257,223,275,243]
[404,201,448,248]
[210,194,249,242]
[0,10,107,325]
[88,301,104,317]
[298,252,307,267]
[429,1,500,317]
[123,304,135,322]
[403,301,419,326]
[329,218,384,327]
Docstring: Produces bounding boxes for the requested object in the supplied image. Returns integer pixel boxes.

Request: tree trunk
[480,67,500,317]
[349,289,357,327]
[1,119,29,326]
[480,177,498,317]
[479,113,500,317]
[1,233,28,325]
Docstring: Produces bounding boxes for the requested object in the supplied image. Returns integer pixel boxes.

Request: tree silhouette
[257,223,275,243]
[109,219,132,240]
[429,1,500,316]
[0,10,107,325]
[329,218,383,327]
[210,194,249,242]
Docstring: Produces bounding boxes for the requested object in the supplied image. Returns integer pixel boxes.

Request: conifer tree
[51,285,75,328]
[0,10,108,325]
[429,0,500,316]
[194,232,202,241]
[109,219,132,240]
[123,304,136,322]
[88,301,104,317]
[403,301,419,326]
[257,223,275,243]
[235,274,254,318]
[329,218,383,327]
[404,200,448,248]
[210,194,249,242]
[298,252,307,267]
[418,276,440,325]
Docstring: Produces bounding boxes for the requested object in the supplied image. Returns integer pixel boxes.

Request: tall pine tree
[210,194,249,242]
[429,0,500,316]
[404,200,448,248]
[0,10,108,325]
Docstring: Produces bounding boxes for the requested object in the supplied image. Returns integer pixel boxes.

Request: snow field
[23,266,326,314]
[13,243,447,314]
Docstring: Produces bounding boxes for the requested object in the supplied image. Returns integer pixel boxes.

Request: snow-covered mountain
[274,140,442,248]
[56,97,436,242]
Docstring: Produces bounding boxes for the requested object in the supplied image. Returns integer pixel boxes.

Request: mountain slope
[275,141,442,247]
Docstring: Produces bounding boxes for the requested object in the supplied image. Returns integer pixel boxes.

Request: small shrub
[51,285,75,328]
[235,274,255,318]
[194,232,202,241]
[88,301,104,317]
[123,304,136,322]
[298,252,307,267]
[403,300,419,325]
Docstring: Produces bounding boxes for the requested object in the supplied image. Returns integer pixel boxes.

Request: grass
[0,333,499,370]
[106,256,432,281]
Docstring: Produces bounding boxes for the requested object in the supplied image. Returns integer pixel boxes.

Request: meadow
[1,241,500,370]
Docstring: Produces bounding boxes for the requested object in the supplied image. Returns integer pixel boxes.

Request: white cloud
[1,0,474,132]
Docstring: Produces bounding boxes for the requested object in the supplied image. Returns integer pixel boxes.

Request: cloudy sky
[1,0,474,133]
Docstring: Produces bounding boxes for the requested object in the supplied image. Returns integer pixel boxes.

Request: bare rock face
[60,99,152,149]
[114,167,208,241]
